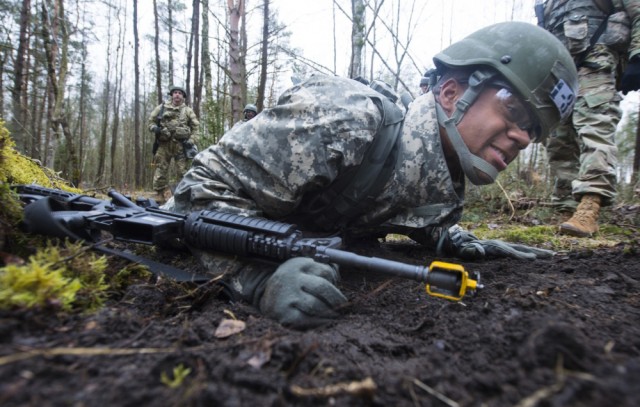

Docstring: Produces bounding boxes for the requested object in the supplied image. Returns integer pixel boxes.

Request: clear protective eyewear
[493,87,542,142]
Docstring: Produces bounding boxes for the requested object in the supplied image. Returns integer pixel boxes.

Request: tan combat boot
[559,194,601,237]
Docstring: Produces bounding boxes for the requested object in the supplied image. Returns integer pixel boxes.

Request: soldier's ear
[438,79,464,116]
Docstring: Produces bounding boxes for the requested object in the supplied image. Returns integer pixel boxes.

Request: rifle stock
[13,184,481,301]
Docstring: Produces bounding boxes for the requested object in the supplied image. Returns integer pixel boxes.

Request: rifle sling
[94,244,211,283]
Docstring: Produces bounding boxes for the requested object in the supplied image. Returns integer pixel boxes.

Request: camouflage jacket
[147,100,200,142]
[171,75,465,248]
[543,0,640,59]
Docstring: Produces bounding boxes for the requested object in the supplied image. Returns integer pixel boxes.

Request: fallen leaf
[214,318,246,339]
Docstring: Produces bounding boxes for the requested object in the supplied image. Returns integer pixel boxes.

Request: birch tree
[348,0,365,79]
[227,0,245,124]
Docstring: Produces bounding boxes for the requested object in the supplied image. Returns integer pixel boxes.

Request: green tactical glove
[441,225,555,261]
[620,55,640,94]
[182,139,198,159]
[257,258,347,329]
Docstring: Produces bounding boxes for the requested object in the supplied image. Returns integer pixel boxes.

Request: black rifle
[12,184,481,301]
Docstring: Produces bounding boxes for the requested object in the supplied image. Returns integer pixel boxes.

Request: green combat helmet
[432,21,578,185]
[168,85,187,98]
[243,104,258,114]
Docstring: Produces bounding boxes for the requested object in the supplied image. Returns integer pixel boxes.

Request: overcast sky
[271,0,538,82]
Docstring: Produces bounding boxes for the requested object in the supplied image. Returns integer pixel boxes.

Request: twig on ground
[514,355,596,407]
[496,180,516,221]
[289,377,377,398]
[410,378,460,407]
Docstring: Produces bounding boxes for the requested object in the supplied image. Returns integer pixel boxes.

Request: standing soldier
[538,0,640,237]
[148,85,200,203]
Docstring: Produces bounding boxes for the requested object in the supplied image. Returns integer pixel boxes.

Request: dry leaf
[214,318,246,338]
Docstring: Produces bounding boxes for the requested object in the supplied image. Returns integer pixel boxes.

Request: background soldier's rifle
[12,184,481,301]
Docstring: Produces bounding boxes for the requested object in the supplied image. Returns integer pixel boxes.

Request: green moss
[111,263,153,291]
[0,120,79,191]
[599,224,634,237]
[469,224,559,246]
[0,250,82,311]
[0,241,110,312]
[0,121,157,313]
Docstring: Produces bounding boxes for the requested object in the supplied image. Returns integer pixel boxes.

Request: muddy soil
[1,234,639,406]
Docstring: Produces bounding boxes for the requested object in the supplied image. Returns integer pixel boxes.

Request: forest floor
[1,192,639,407]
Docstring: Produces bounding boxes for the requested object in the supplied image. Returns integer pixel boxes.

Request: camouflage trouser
[152,139,188,191]
[545,45,620,208]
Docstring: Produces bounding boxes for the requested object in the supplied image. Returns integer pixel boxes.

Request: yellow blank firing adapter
[425,261,481,301]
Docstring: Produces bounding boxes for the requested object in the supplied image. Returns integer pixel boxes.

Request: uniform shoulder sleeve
[621,0,640,58]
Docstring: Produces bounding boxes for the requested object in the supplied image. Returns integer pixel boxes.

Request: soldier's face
[172,90,185,105]
[439,79,534,182]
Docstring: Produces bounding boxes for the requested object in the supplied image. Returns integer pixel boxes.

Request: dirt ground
[1,209,640,406]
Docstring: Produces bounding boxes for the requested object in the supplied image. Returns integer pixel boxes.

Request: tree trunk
[110,1,126,187]
[77,35,89,185]
[256,0,270,112]
[133,0,142,188]
[186,3,193,102]
[97,8,115,185]
[153,0,162,104]
[240,4,248,105]
[42,0,80,186]
[168,0,174,85]
[349,0,365,79]
[11,0,32,152]
[192,0,201,114]
[227,0,245,124]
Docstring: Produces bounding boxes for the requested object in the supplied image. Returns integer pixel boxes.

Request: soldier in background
[419,68,438,95]
[148,85,200,203]
[242,104,258,121]
[538,0,640,237]
[231,104,258,129]
[419,76,430,94]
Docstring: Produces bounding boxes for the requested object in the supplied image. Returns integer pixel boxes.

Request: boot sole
[559,223,596,238]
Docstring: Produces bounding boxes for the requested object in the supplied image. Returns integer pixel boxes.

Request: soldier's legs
[153,143,171,198]
[558,46,620,237]
[570,96,619,206]
[545,122,580,211]
[570,46,620,206]
[175,153,189,181]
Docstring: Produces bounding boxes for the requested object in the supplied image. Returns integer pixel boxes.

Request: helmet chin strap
[436,70,499,186]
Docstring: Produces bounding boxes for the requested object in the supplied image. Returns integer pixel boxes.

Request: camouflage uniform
[167,76,464,296]
[543,0,640,208]
[148,100,200,192]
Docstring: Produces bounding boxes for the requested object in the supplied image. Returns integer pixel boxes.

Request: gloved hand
[620,55,640,94]
[442,225,555,261]
[182,139,198,159]
[258,258,347,329]
[151,125,162,135]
